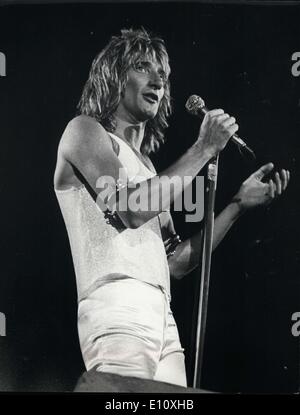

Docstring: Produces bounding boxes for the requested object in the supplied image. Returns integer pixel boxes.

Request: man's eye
[159,72,167,82]
[134,63,148,73]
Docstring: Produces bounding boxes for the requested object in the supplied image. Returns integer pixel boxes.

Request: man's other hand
[232,163,290,212]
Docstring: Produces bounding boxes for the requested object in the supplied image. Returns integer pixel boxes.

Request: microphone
[185,95,256,159]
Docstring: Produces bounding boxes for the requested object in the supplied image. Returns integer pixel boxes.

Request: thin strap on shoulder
[107,133,120,156]
[143,155,157,174]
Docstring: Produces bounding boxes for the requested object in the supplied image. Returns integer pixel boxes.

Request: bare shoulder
[66,114,103,135]
[54,115,115,190]
[59,115,111,160]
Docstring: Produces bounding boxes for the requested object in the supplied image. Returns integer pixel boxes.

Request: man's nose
[148,71,163,89]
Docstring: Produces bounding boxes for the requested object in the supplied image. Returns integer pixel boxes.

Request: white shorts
[77,277,187,387]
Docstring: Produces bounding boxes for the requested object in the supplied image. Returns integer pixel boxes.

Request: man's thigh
[154,350,187,387]
[78,278,166,377]
[154,306,187,387]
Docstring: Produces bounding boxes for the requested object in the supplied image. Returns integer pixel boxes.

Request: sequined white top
[55,132,170,302]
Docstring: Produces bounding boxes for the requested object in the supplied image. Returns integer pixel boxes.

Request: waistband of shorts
[78,275,171,303]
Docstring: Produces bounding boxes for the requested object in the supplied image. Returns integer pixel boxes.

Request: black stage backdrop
[0,2,299,393]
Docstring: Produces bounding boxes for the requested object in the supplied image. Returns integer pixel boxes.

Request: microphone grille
[185,95,205,115]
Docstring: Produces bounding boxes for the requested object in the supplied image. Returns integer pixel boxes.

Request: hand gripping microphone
[185,95,256,159]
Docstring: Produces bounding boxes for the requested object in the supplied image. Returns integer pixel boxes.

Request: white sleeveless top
[55,132,170,302]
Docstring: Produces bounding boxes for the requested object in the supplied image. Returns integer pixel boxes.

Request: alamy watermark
[96,168,205,223]
[291,312,300,337]
[291,52,300,77]
[0,312,6,336]
[0,52,6,77]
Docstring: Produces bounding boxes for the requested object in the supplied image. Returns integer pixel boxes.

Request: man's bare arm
[60,111,237,228]
[168,165,290,279]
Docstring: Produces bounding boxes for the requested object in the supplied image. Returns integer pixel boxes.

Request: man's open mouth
[143,93,158,104]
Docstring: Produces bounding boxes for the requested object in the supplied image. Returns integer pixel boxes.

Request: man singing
[54,28,289,387]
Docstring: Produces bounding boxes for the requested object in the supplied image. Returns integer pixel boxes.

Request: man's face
[116,57,167,123]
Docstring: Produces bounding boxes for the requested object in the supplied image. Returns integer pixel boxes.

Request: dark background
[0,1,299,392]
